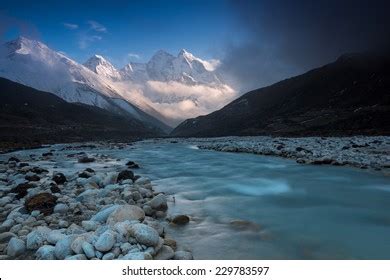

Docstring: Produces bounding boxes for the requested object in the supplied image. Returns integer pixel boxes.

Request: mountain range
[172,52,390,136]
[0,37,234,129]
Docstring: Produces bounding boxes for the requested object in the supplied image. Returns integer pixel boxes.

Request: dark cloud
[221,0,390,92]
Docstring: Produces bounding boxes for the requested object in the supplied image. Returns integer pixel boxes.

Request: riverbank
[167,136,390,176]
[0,142,192,260]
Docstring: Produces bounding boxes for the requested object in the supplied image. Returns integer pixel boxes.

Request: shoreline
[0,142,192,260]
[167,136,390,176]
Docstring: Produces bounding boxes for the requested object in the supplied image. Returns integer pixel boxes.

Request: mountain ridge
[171,51,390,137]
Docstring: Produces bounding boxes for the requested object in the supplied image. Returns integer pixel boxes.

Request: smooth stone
[172,215,190,225]
[81,220,99,231]
[121,252,148,260]
[26,228,50,250]
[102,252,115,260]
[7,237,26,257]
[154,245,174,260]
[129,224,159,247]
[55,236,75,260]
[173,251,193,260]
[30,210,40,217]
[82,242,95,259]
[66,254,87,260]
[143,205,154,216]
[53,203,69,214]
[147,194,167,211]
[107,205,145,225]
[47,230,66,245]
[71,236,88,254]
[0,219,15,233]
[95,231,116,252]
[90,205,120,223]
[0,232,16,243]
[36,245,56,260]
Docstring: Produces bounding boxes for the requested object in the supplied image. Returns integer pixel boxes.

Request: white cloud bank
[144,81,236,125]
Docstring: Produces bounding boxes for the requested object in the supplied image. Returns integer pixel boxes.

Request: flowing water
[119,141,390,259]
[7,140,390,259]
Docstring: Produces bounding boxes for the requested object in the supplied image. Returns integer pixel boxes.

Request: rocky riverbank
[168,136,390,175]
[0,142,192,260]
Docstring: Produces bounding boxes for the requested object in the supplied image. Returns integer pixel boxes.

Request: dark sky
[222,0,390,92]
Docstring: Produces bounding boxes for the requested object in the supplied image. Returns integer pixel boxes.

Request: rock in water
[78,156,95,163]
[7,237,26,257]
[172,215,190,225]
[129,224,159,247]
[95,231,116,252]
[25,193,57,215]
[25,174,40,181]
[52,173,67,184]
[117,170,134,182]
[107,205,145,224]
[229,220,261,231]
[147,194,167,211]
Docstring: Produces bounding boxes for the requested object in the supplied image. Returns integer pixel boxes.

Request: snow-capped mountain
[0,37,169,131]
[0,37,235,127]
[83,54,122,81]
[119,49,222,86]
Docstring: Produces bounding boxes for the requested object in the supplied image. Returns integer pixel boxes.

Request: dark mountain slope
[0,77,164,148]
[171,52,390,137]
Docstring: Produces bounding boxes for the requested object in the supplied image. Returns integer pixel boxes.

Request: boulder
[36,245,56,260]
[82,242,95,259]
[172,215,190,225]
[7,237,26,257]
[25,193,57,215]
[90,205,120,223]
[147,194,167,211]
[26,228,50,250]
[95,230,116,252]
[107,205,145,224]
[117,170,134,182]
[129,224,159,247]
[52,173,67,184]
[55,236,75,260]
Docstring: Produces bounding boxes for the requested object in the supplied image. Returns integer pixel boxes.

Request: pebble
[95,230,116,252]
[7,237,26,257]
[0,232,16,243]
[106,205,145,224]
[174,251,193,260]
[129,224,160,247]
[55,236,75,260]
[53,203,69,214]
[36,245,56,260]
[154,245,174,260]
[81,242,95,259]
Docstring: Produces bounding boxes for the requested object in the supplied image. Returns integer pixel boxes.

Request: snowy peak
[83,54,121,81]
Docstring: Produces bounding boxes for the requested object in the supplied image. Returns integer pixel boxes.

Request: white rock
[26,227,50,250]
[90,205,120,223]
[53,203,69,214]
[121,252,148,260]
[107,205,145,225]
[81,220,99,231]
[147,194,167,211]
[55,236,75,260]
[129,224,159,247]
[102,252,115,260]
[95,230,116,252]
[66,254,87,260]
[36,245,56,260]
[7,237,26,257]
[81,242,95,259]
[47,230,66,245]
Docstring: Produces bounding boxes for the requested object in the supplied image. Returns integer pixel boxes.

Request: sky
[0,0,242,67]
[1,0,389,93]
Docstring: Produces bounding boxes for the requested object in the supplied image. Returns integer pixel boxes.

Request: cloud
[78,34,102,49]
[87,20,107,32]
[221,0,390,93]
[62,22,78,30]
[127,53,140,60]
[144,81,236,125]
